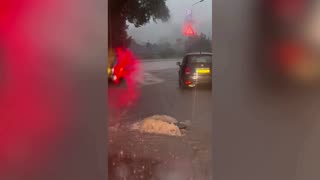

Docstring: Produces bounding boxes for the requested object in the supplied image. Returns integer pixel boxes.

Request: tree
[108,0,170,48]
[184,33,212,53]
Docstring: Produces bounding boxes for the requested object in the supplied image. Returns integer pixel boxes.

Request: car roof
[185,52,212,56]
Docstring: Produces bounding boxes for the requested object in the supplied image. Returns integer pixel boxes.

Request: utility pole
[183,0,205,36]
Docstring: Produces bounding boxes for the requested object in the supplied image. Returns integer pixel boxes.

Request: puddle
[108,153,161,180]
[108,153,194,180]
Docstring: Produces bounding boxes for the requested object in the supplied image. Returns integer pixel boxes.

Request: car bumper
[183,75,212,86]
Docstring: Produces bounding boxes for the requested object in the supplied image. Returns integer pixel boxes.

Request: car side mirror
[177,62,181,66]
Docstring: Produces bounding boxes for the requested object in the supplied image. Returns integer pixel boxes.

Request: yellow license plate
[196,68,210,74]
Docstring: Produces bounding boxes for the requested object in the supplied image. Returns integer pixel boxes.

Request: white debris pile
[131,115,182,136]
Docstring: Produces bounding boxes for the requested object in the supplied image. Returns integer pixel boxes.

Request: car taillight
[272,41,305,73]
[113,66,122,76]
[185,67,191,74]
[185,80,192,85]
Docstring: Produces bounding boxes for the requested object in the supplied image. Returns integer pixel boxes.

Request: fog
[128,0,212,44]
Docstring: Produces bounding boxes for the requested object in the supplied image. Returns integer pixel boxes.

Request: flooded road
[108,59,212,179]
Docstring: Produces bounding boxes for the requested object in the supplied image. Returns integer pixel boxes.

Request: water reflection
[108,153,160,180]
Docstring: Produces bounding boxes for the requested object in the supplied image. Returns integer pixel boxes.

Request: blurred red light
[108,48,142,126]
[185,67,191,74]
[185,80,192,85]
[271,0,305,18]
[183,23,196,36]
[272,41,305,72]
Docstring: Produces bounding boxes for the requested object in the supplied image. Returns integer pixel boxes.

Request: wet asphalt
[108,59,212,180]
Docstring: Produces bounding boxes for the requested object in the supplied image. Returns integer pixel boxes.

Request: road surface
[108,59,212,179]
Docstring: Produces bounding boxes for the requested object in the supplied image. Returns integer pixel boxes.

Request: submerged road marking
[134,72,164,86]
[133,60,179,86]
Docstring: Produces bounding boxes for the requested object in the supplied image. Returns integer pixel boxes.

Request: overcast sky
[128,0,212,44]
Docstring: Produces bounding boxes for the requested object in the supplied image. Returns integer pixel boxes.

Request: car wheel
[179,78,187,90]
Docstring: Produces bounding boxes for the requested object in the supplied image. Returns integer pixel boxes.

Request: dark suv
[177,52,212,88]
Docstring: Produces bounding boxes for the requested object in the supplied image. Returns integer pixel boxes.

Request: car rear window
[186,55,212,64]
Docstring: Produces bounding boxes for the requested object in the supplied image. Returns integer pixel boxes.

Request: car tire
[179,78,187,90]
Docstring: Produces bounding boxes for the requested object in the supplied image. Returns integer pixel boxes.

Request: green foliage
[108,0,170,48]
[125,0,170,27]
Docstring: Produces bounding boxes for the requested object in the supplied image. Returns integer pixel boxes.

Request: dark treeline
[129,33,212,59]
